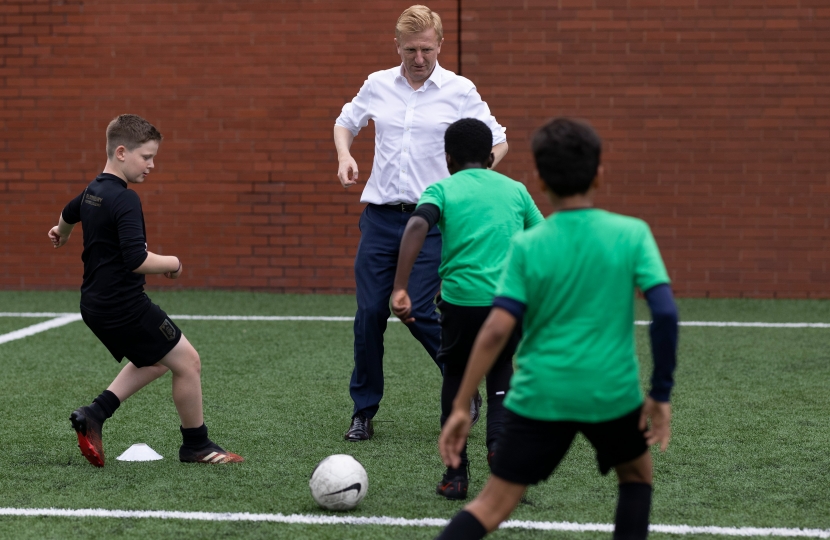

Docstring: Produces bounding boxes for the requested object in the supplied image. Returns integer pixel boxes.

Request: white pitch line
[0,314,83,345]
[1,312,829,328]
[172,315,358,322]
[0,508,826,538]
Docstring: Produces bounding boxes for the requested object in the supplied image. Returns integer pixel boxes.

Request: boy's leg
[155,334,243,463]
[483,324,519,457]
[436,475,526,539]
[157,334,203,428]
[613,451,653,540]
[69,364,164,469]
[107,361,169,402]
[436,303,493,499]
[582,407,653,540]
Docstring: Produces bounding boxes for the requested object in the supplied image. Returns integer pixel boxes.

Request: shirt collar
[396,60,445,90]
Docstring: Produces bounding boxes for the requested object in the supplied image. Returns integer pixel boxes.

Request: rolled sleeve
[335,78,372,136]
[460,88,506,145]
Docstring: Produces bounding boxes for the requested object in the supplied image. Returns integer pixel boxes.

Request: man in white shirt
[334,4,507,442]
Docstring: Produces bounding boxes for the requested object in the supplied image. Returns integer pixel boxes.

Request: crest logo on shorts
[159,319,176,341]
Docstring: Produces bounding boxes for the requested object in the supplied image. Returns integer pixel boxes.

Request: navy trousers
[350,204,443,419]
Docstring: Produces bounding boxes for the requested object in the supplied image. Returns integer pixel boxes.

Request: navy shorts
[490,406,648,485]
[81,302,182,368]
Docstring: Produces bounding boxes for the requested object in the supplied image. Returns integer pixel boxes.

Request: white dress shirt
[335,62,507,205]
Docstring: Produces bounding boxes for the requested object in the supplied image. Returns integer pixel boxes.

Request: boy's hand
[639,397,672,452]
[391,288,414,323]
[163,258,182,279]
[48,226,69,248]
[439,406,471,469]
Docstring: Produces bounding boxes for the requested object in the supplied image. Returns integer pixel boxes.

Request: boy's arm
[640,283,678,452]
[439,306,517,468]
[48,214,76,249]
[391,205,440,322]
[49,192,84,248]
[113,191,181,279]
[133,252,182,279]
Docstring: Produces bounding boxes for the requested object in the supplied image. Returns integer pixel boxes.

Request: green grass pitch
[0,290,828,539]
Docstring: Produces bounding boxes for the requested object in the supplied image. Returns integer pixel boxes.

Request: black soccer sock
[613,482,652,540]
[436,510,488,540]
[180,423,210,449]
[440,372,469,471]
[90,390,121,421]
[484,337,514,453]
[484,393,506,453]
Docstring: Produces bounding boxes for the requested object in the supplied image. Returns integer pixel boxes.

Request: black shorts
[81,302,182,368]
[490,406,648,484]
[436,299,520,377]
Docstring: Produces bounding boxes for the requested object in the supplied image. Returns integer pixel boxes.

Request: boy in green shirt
[391,118,544,499]
[436,118,678,539]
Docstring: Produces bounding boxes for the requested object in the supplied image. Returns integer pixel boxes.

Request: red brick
[0,1,826,296]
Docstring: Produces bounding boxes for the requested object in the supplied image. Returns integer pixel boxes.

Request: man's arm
[390,215,431,323]
[490,142,508,170]
[439,307,517,468]
[334,125,359,188]
[47,214,76,249]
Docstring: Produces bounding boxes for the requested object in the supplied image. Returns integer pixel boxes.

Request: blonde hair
[396,5,443,41]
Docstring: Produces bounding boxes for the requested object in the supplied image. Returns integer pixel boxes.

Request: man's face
[395,28,443,85]
[119,140,159,184]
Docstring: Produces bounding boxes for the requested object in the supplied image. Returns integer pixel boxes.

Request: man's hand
[390,288,414,323]
[337,156,359,188]
[639,397,672,451]
[439,406,471,469]
[48,226,69,248]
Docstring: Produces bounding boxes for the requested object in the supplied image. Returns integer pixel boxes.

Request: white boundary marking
[0,508,827,537]
[1,312,829,328]
[0,314,83,345]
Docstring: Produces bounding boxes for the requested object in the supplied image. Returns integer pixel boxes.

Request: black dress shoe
[344,413,374,441]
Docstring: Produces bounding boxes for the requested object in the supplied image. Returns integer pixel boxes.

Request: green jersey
[496,209,670,422]
[417,168,544,306]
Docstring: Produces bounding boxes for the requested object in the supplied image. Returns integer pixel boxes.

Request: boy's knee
[615,453,652,484]
[187,349,201,375]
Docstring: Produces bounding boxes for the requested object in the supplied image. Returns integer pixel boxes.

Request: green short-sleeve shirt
[497,209,670,422]
[417,169,544,306]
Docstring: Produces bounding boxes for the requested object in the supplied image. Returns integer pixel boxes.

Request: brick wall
[1,1,828,297]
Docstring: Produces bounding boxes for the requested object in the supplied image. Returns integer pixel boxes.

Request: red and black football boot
[179,441,244,464]
[436,468,469,500]
[70,406,105,468]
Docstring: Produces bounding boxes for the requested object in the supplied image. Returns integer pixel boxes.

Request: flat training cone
[116,443,163,461]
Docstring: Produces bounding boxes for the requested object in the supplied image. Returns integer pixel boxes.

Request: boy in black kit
[48,114,243,467]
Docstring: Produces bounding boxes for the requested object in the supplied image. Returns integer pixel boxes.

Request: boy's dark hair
[106,114,162,158]
[444,118,493,166]
[532,117,601,197]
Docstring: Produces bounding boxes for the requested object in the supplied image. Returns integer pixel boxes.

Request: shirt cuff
[492,296,526,321]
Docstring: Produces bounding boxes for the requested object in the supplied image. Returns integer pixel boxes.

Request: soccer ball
[309,454,369,511]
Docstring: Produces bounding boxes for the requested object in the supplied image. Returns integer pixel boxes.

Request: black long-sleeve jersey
[62,173,151,324]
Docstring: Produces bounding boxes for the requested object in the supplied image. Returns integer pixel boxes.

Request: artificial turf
[0,290,828,539]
